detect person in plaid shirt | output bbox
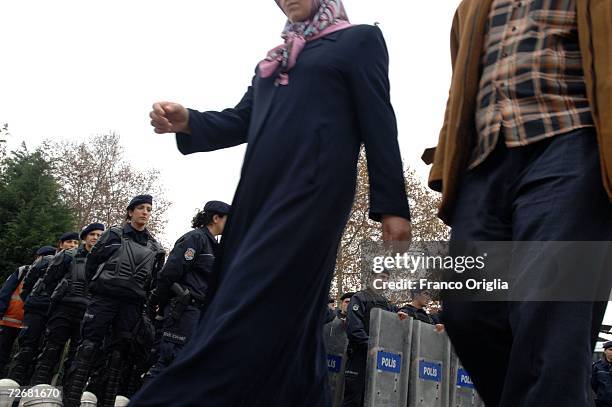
[426,0,612,406]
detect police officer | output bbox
[31,223,105,385]
[63,195,165,407]
[8,233,79,385]
[325,297,337,324]
[398,289,439,325]
[343,270,394,407]
[337,292,355,324]
[144,200,230,381]
[593,341,612,407]
[0,246,55,376]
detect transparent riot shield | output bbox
[323,318,349,407]
[449,351,484,407]
[364,308,412,407]
[409,320,451,407]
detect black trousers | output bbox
[33,303,85,384]
[81,294,143,345]
[444,129,612,407]
[0,325,21,373]
[9,306,48,383]
[342,348,367,407]
[145,304,201,380]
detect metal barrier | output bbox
[323,318,349,407]
[364,308,412,407]
[409,320,451,407]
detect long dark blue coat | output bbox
[131,24,410,407]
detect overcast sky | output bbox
[3,1,611,323]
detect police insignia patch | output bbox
[353,304,359,311]
[184,248,195,261]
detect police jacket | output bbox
[44,244,90,308]
[86,224,165,300]
[21,255,55,310]
[398,304,439,325]
[593,358,612,402]
[346,288,393,351]
[0,265,28,317]
[157,227,217,303]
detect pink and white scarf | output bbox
[259,0,352,86]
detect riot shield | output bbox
[323,318,349,407]
[449,351,484,407]
[364,308,412,407]
[409,320,451,407]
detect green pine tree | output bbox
[0,147,76,281]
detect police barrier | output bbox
[364,308,412,407]
[449,351,485,407]
[17,384,62,406]
[409,320,451,407]
[323,318,349,407]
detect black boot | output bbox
[31,342,63,385]
[63,340,98,407]
[7,346,35,385]
[101,350,123,407]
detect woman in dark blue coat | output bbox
[135,0,411,405]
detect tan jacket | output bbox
[427,0,612,225]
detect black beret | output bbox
[80,223,105,240]
[36,246,57,256]
[204,200,231,215]
[328,297,334,304]
[604,341,612,349]
[59,232,79,242]
[127,194,153,211]
[340,292,355,301]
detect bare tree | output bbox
[331,148,450,304]
[0,123,8,162]
[44,133,171,237]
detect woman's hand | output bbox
[150,102,190,134]
[381,215,412,243]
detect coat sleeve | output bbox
[347,26,411,222]
[159,233,202,285]
[43,251,71,294]
[346,295,369,348]
[428,8,461,192]
[0,270,19,317]
[591,362,599,393]
[20,260,46,301]
[175,75,255,154]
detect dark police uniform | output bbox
[144,226,218,380]
[398,304,439,325]
[343,288,393,407]
[63,222,164,407]
[31,243,91,385]
[8,252,56,385]
[593,347,612,407]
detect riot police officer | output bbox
[593,341,612,407]
[31,223,105,385]
[397,289,439,325]
[8,233,79,385]
[343,270,394,407]
[63,195,165,407]
[144,200,230,381]
[337,292,355,324]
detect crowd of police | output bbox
[0,194,231,407]
[2,192,611,407]
[324,271,441,407]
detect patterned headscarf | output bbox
[259,0,351,86]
